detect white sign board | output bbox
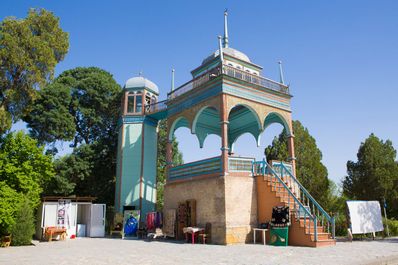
[346,200,384,234]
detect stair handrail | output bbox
[253,160,318,241]
[277,162,335,239]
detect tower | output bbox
[115,76,159,218]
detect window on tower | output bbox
[135,95,142,113]
[126,92,144,114]
[127,94,135,113]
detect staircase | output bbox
[253,160,336,247]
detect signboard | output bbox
[57,199,72,228]
[346,200,384,234]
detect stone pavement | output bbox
[0,237,397,265]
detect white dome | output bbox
[202,47,251,65]
[124,76,159,94]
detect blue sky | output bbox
[2,0,397,185]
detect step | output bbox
[304,225,325,234]
[313,239,336,247]
[308,232,332,241]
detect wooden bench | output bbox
[45,227,67,241]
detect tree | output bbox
[25,67,121,147]
[0,8,69,134]
[343,134,398,217]
[25,67,121,205]
[0,183,22,235]
[156,120,183,210]
[265,120,330,207]
[10,197,35,246]
[0,131,54,235]
[0,131,55,207]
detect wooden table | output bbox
[183,227,204,244]
[253,228,268,245]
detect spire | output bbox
[223,9,229,48]
[218,36,224,62]
[278,61,285,84]
[171,68,175,92]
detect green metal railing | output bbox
[253,159,335,241]
[273,162,335,239]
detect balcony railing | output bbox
[228,156,254,172]
[222,65,289,94]
[168,156,222,181]
[155,64,290,111]
[145,99,168,114]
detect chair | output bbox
[199,223,211,244]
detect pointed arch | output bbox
[263,112,291,136]
[168,116,191,141]
[228,104,262,149]
[192,106,221,148]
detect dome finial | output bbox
[223,9,229,48]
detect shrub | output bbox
[0,183,21,236]
[383,218,398,237]
[10,198,35,246]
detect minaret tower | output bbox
[115,75,159,217]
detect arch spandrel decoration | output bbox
[192,106,221,148]
[263,112,292,137]
[168,116,191,142]
[228,104,262,150]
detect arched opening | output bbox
[192,106,221,148]
[228,104,262,151]
[264,112,291,136]
[168,116,190,142]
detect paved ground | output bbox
[1,237,398,265]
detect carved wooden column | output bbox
[220,94,229,175]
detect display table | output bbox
[253,228,268,245]
[183,227,204,244]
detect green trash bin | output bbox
[269,227,289,246]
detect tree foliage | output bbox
[10,197,35,246]
[156,120,183,210]
[27,67,120,205]
[265,120,330,207]
[343,134,398,217]
[25,67,121,147]
[0,131,54,235]
[0,131,55,207]
[0,183,22,235]
[0,8,69,134]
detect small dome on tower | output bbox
[124,76,159,94]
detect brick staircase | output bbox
[255,161,336,247]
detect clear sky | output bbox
[2,0,397,185]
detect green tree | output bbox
[25,67,121,205]
[0,8,69,134]
[0,183,22,235]
[0,131,55,207]
[0,131,54,236]
[343,134,398,217]
[10,197,35,246]
[25,67,121,147]
[156,120,183,210]
[265,120,330,207]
